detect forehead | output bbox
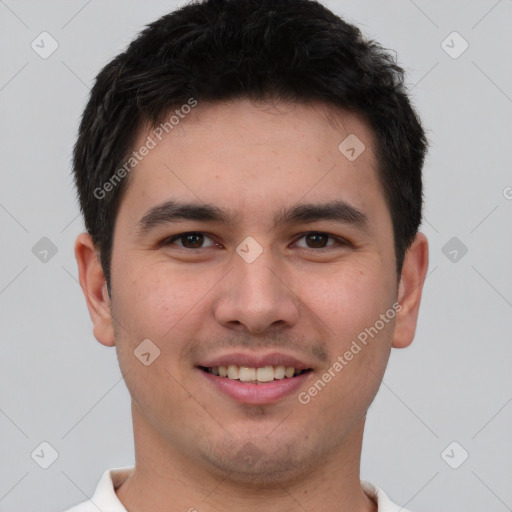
[118,99,387,229]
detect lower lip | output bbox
[199,369,311,404]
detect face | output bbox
[97,100,405,483]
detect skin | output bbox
[75,99,429,512]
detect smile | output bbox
[200,365,312,384]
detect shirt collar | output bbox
[88,468,410,512]
[89,466,134,511]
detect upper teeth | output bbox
[206,365,306,382]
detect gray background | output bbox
[0,0,511,511]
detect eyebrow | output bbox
[136,199,370,235]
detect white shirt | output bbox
[62,467,411,512]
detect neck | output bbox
[116,403,377,512]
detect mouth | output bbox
[196,354,315,404]
[199,365,312,384]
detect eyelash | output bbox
[162,231,350,250]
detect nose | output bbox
[213,248,300,334]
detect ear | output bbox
[392,232,429,349]
[74,232,116,347]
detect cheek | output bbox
[112,260,194,336]
[111,259,221,376]
[300,264,395,426]
[296,259,393,341]
[110,263,205,417]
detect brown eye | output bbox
[295,232,339,249]
[165,232,216,249]
[304,233,329,248]
[181,233,204,248]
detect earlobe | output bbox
[392,232,429,349]
[74,233,116,347]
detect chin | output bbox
[199,438,317,487]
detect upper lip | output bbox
[198,352,314,371]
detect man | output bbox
[66,0,429,510]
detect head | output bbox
[74,0,428,485]
[74,0,427,290]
